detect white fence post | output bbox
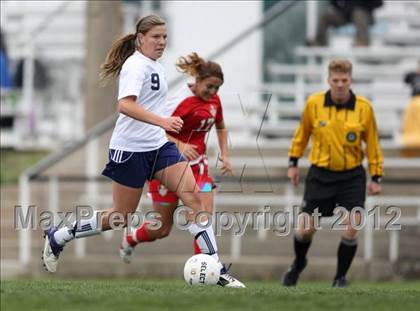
[231,234,242,261]
[306,1,318,43]
[48,177,59,225]
[87,138,99,201]
[75,138,100,258]
[389,230,399,264]
[18,175,31,268]
[22,41,35,138]
[285,183,295,227]
[296,74,305,110]
[364,197,374,263]
[257,205,268,241]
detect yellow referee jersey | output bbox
[289,90,383,177]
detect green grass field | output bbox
[0,149,49,185]
[1,279,420,311]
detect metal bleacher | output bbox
[0,1,86,149]
[246,0,420,150]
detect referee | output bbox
[282,59,383,287]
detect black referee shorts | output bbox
[301,165,366,217]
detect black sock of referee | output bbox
[293,234,312,271]
[335,237,358,279]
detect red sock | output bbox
[124,222,153,247]
[133,222,153,243]
[126,234,137,247]
[193,239,201,254]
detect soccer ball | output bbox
[183,254,221,286]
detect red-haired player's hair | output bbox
[176,52,224,82]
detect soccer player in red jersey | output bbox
[119,52,244,288]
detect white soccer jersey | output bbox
[162,83,194,117]
[109,51,169,152]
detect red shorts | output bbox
[148,155,214,204]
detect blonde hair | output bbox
[176,52,224,82]
[100,14,166,81]
[328,59,353,76]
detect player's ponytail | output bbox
[100,14,166,82]
[177,52,224,82]
[100,33,136,82]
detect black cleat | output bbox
[282,259,307,287]
[332,276,348,288]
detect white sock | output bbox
[188,223,221,267]
[53,226,75,246]
[53,211,102,246]
[121,235,131,249]
[73,211,102,238]
[210,253,222,268]
[121,227,134,249]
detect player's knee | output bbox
[297,219,316,239]
[297,227,315,240]
[342,227,358,240]
[343,214,361,240]
[180,193,202,211]
[155,225,172,239]
[301,230,315,240]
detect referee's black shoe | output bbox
[332,276,348,288]
[282,259,307,287]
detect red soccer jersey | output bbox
[168,85,223,155]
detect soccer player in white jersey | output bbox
[118,53,245,288]
[42,15,243,288]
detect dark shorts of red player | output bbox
[148,155,215,204]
